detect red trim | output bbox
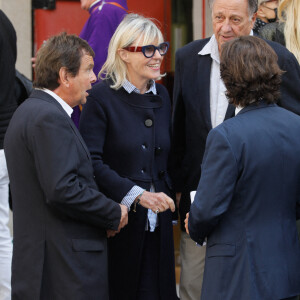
[107,2,128,12]
[202,0,206,38]
[124,46,143,53]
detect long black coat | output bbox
[169,37,300,231]
[4,90,121,300]
[79,80,178,300]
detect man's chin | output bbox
[80,98,87,105]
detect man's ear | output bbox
[118,49,130,63]
[251,12,258,27]
[58,67,70,88]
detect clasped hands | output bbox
[107,191,175,238]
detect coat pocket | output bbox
[72,239,104,252]
[207,243,236,258]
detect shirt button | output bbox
[145,119,153,127]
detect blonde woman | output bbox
[259,0,300,63]
[79,14,178,300]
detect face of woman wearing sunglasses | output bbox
[119,39,169,94]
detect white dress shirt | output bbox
[41,88,73,117]
[199,35,227,129]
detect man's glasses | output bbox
[123,42,169,58]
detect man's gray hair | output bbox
[208,0,258,16]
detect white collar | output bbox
[90,0,102,9]
[198,30,254,63]
[40,88,73,117]
[198,35,220,63]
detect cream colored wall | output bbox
[193,0,213,40]
[0,0,32,79]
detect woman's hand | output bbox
[138,191,175,214]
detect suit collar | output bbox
[237,101,277,115]
[29,89,92,161]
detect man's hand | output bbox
[138,191,175,214]
[176,192,182,209]
[118,204,128,231]
[184,212,190,235]
[107,229,117,238]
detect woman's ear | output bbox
[257,7,266,19]
[118,48,130,63]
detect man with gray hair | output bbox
[169,0,300,299]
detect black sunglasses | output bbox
[123,42,169,58]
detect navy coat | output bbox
[79,80,178,300]
[189,102,300,300]
[169,37,300,231]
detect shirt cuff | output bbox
[121,185,145,210]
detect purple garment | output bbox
[72,0,128,127]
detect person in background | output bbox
[186,35,300,300]
[253,0,278,34]
[72,0,128,126]
[79,14,178,300]
[4,32,127,300]
[259,0,300,62]
[169,0,300,299]
[0,9,17,300]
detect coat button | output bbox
[142,144,147,149]
[155,147,162,155]
[141,169,145,174]
[144,119,153,127]
[158,170,165,178]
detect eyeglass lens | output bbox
[143,43,168,58]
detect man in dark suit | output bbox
[186,36,300,300]
[4,32,128,300]
[169,0,300,298]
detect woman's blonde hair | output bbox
[99,13,165,90]
[278,0,300,63]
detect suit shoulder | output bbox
[176,38,210,58]
[264,39,295,59]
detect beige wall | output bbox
[0,0,32,79]
[193,0,213,40]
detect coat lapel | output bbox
[30,90,92,161]
[224,103,235,120]
[197,54,213,131]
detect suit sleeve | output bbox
[277,47,300,115]
[168,49,186,192]
[188,128,238,244]
[79,95,136,203]
[30,111,121,231]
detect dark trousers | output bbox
[136,228,161,300]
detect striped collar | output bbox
[122,79,157,95]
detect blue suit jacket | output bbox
[189,102,300,300]
[169,37,300,231]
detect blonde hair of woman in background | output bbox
[278,0,300,63]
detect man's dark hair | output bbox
[33,32,95,90]
[208,0,258,16]
[220,36,284,106]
